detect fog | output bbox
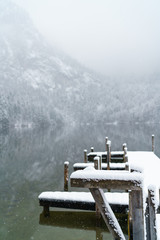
[13,0,160,76]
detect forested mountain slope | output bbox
[0,0,160,131]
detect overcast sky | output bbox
[14,0,160,76]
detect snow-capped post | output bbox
[94,156,101,171]
[107,141,111,170]
[84,149,87,163]
[123,143,127,162]
[123,143,127,151]
[91,147,94,152]
[124,147,128,164]
[152,135,155,152]
[64,161,69,191]
[105,136,108,151]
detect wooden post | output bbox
[90,188,125,240]
[123,144,127,162]
[94,157,101,220]
[107,141,111,170]
[84,149,87,163]
[105,137,108,151]
[145,196,150,240]
[94,156,101,170]
[152,135,155,152]
[64,161,69,191]
[124,152,128,163]
[147,188,157,240]
[129,189,144,240]
[123,143,127,151]
[125,162,129,171]
[91,147,94,152]
[43,205,50,217]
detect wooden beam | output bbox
[71,178,141,191]
[70,171,142,191]
[90,188,125,240]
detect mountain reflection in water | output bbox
[0,123,159,240]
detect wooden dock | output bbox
[38,135,160,240]
[39,191,128,213]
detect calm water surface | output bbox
[0,123,160,240]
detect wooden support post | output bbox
[125,162,129,171]
[145,196,150,240]
[91,147,94,152]
[123,143,127,151]
[107,141,111,170]
[152,135,155,152]
[84,149,87,163]
[105,136,108,151]
[64,161,69,191]
[94,156,101,170]
[129,189,144,240]
[123,145,127,162]
[147,188,157,240]
[90,188,125,240]
[124,152,128,163]
[43,205,50,217]
[94,157,101,220]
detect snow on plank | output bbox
[70,168,143,190]
[73,162,126,171]
[39,191,129,212]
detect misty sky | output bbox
[14,0,160,76]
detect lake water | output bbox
[0,123,160,240]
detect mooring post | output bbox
[91,147,94,152]
[152,135,155,152]
[64,161,69,191]
[125,161,129,171]
[105,136,108,151]
[94,156,101,171]
[124,153,128,164]
[123,143,127,162]
[84,149,87,163]
[107,141,111,170]
[129,189,144,240]
[123,143,127,151]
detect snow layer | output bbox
[73,162,126,169]
[70,169,143,183]
[38,191,129,205]
[128,151,160,208]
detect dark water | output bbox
[0,123,160,240]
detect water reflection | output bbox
[0,123,159,240]
[39,210,127,240]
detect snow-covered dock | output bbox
[39,191,128,213]
[38,135,160,239]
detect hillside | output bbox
[0,0,160,132]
